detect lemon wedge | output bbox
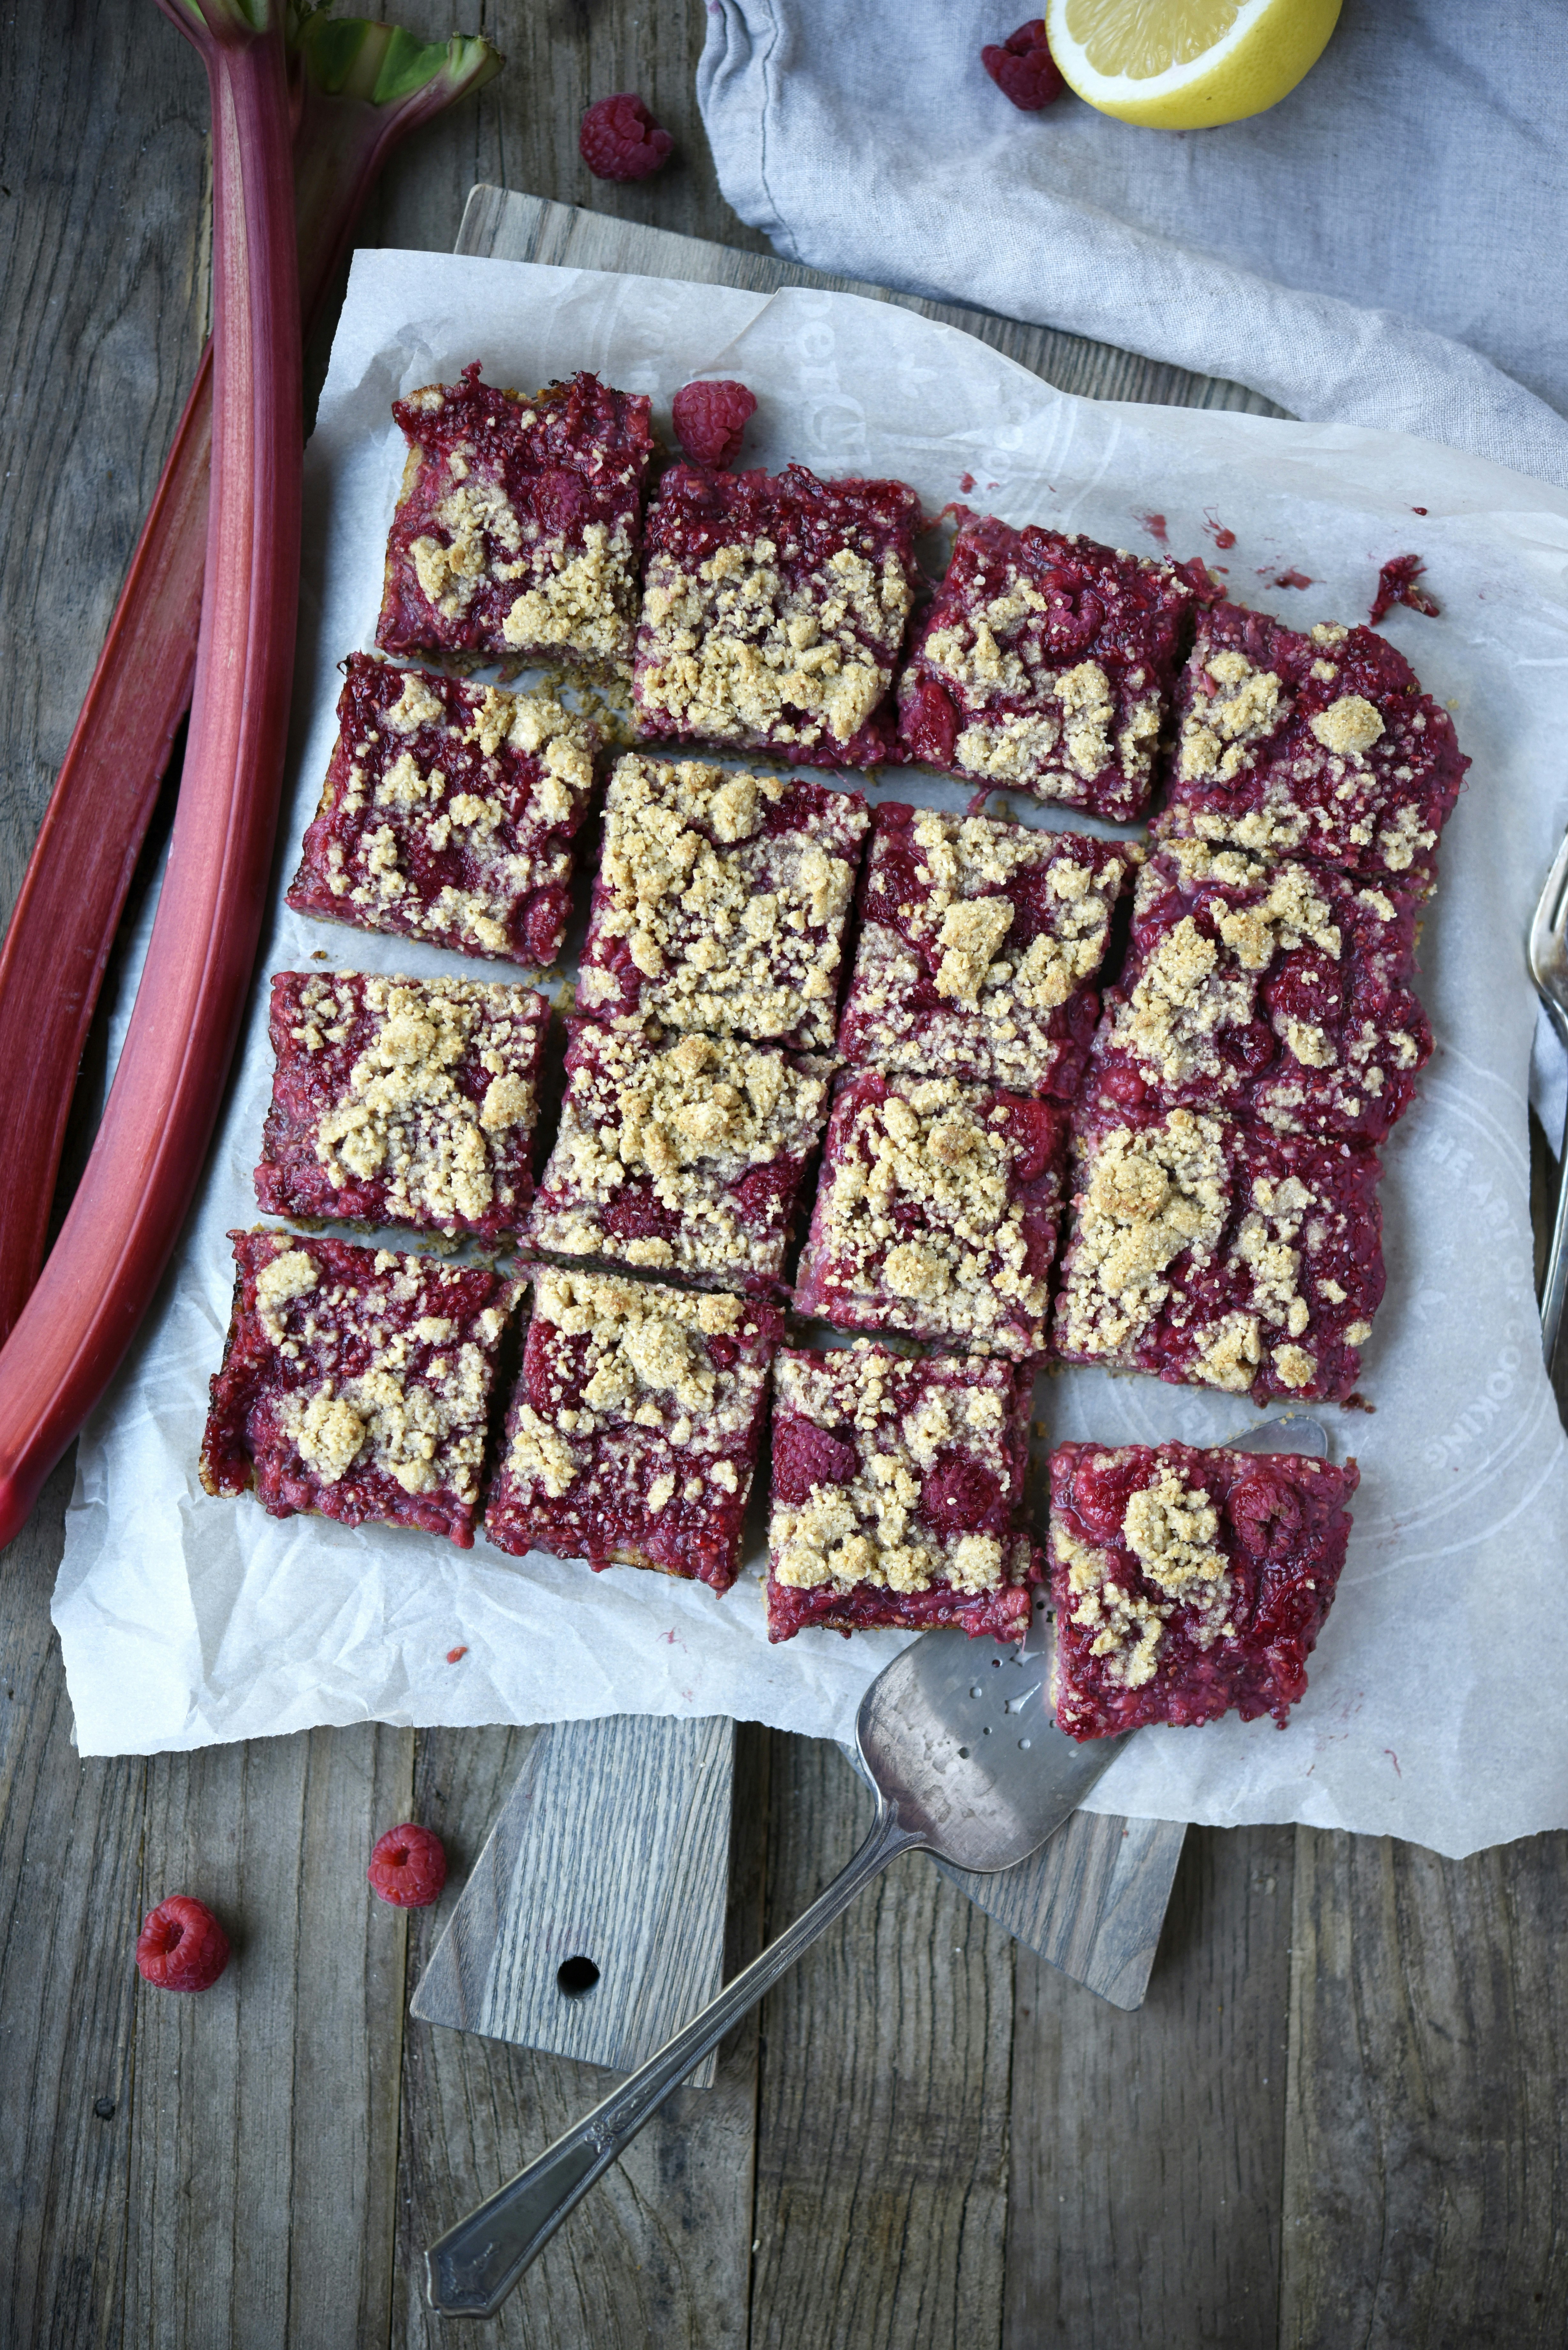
[1044,0,1341,129]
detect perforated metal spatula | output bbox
[424,1620,1121,2315]
[426,1409,1329,2318]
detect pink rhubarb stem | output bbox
[0,21,500,1346]
[0,0,301,1548]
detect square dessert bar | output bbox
[793,1071,1068,1357]
[525,1022,831,1290]
[1048,1439,1358,1736]
[1052,1104,1384,1406]
[200,1229,520,1547]
[576,754,869,1051]
[1156,603,1468,891]
[896,514,1197,820]
[1087,840,1430,1143]
[767,1344,1037,1642]
[837,801,1135,1099]
[633,460,924,766]
[485,1266,782,1591]
[255,972,547,1243]
[286,656,593,969]
[375,364,655,673]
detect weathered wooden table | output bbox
[2,6,1565,2343]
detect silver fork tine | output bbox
[1527,828,1568,1371]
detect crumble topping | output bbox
[275,974,540,1232]
[770,1349,1021,1597]
[1178,648,1285,783]
[638,535,912,748]
[797,1075,1061,1353]
[1307,694,1385,760]
[527,1024,830,1282]
[577,755,867,1049]
[1056,1111,1229,1361]
[498,520,638,668]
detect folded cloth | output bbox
[698,0,1568,1138]
[698,0,1568,478]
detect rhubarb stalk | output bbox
[0,0,300,1548]
[0,14,500,1346]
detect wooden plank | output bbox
[1004,1824,1295,2350]
[411,1715,735,2086]
[937,1811,1187,2011]
[1281,1825,1568,2347]
[456,184,1281,420]
[122,1723,413,2349]
[748,1733,1012,2350]
[392,1721,767,2349]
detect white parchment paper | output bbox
[54,247,1568,1856]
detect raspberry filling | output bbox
[376,365,654,669]
[633,461,924,768]
[485,1268,781,1592]
[1049,1440,1358,1737]
[897,513,1196,820]
[1157,603,1467,892]
[1086,841,1430,1144]
[767,1346,1038,1642]
[285,655,593,971]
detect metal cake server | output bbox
[425,1410,1329,2317]
[1528,825,1568,1374]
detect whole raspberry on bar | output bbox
[982,20,1065,110]
[672,379,757,469]
[136,1895,230,1993]
[579,93,674,182]
[368,1823,448,1908]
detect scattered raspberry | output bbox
[367,1822,448,1908]
[982,22,1065,111]
[579,94,674,183]
[771,1414,859,1506]
[445,1645,468,1664]
[671,379,757,469]
[136,1895,230,1993]
[1370,553,1440,624]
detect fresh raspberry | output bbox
[982,21,1066,110]
[367,1822,448,1908]
[579,94,674,183]
[135,1894,230,1993]
[771,1413,858,1505]
[671,379,758,469]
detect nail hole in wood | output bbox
[556,1954,601,1997]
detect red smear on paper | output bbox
[1273,568,1314,590]
[445,1645,468,1664]
[1202,510,1236,550]
[1136,510,1169,544]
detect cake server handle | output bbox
[424,1799,921,2318]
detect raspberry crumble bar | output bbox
[200,1229,521,1546]
[896,515,1197,820]
[525,1022,831,1289]
[286,656,593,968]
[1048,1440,1358,1735]
[793,1072,1068,1357]
[576,754,869,1050]
[767,1343,1037,1641]
[1052,1105,1384,1405]
[485,1266,781,1590]
[1086,841,1430,1143]
[1156,604,1468,891]
[632,460,924,765]
[375,365,655,673]
[255,972,547,1243]
[837,801,1135,1098]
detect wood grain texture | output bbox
[123,1724,412,2350]
[411,1714,735,2085]
[1282,1826,1568,2349]
[1005,1823,1296,2350]
[937,1809,1187,2011]
[750,1734,1013,2350]
[392,1722,765,2350]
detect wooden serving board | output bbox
[409,187,1187,2078]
